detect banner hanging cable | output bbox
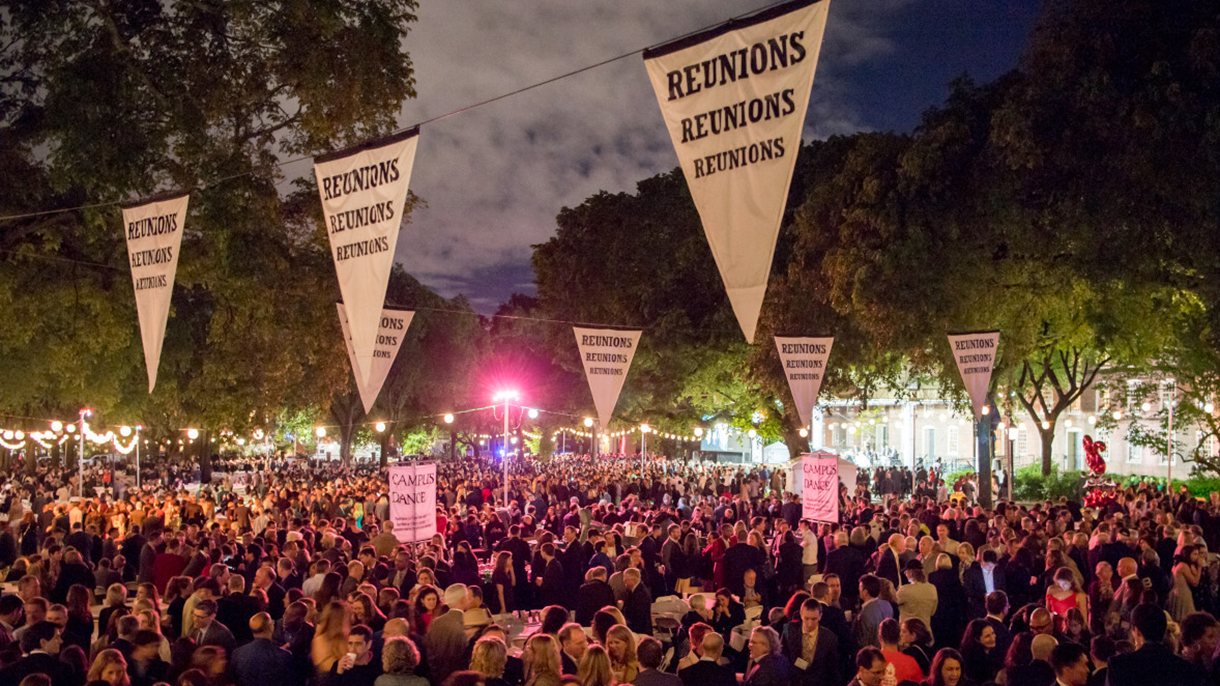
[0,0,801,225]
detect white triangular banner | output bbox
[643,0,830,342]
[121,192,189,393]
[315,128,419,385]
[337,303,414,414]
[573,327,642,429]
[775,336,833,429]
[947,331,1000,421]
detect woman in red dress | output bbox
[1045,566,1088,631]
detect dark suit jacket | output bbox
[679,660,736,686]
[1105,643,1205,686]
[562,650,579,676]
[1006,660,1055,686]
[781,623,840,686]
[231,638,293,686]
[624,583,654,636]
[874,549,905,588]
[723,543,765,596]
[745,653,794,686]
[962,564,1007,618]
[576,579,616,626]
[0,652,73,686]
[635,668,683,686]
[983,615,1013,658]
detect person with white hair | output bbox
[424,584,469,684]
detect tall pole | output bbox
[78,410,86,498]
[135,428,141,490]
[1167,380,1176,491]
[503,397,510,508]
[641,426,647,473]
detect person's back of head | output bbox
[1031,634,1058,662]
[1090,636,1116,664]
[443,670,486,686]
[702,632,725,661]
[1050,642,1088,677]
[637,637,663,670]
[117,614,140,640]
[985,591,1008,617]
[879,618,900,647]
[1130,603,1167,645]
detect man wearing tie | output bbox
[782,598,840,686]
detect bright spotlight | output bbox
[747,428,757,438]
[236,438,246,446]
[315,427,326,438]
[640,424,650,433]
[693,427,704,438]
[1141,402,1151,413]
[187,428,199,440]
[981,406,990,415]
[120,426,132,437]
[50,421,63,432]
[1041,421,1050,430]
[65,424,76,433]
[1087,416,1097,425]
[528,409,539,419]
[375,422,386,433]
[443,413,454,424]
[1113,410,1123,420]
[584,418,594,428]
[798,428,809,438]
[1207,403,1216,414]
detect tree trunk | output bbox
[379,429,390,468]
[1040,426,1055,476]
[200,430,212,484]
[977,413,993,509]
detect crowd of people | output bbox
[0,451,1216,686]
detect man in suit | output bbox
[874,535,909,589]
[1112,558,1145,624]
[723,536,764,597]
[825,533,865,609]
[576,567,616,627]
[854,574,893,649]
[232,613,292,686]
[138,530,161,585]
[847,647,887,686]
[781,598,840,686]
[128,630,170,686]
[536,543,568,609]
[678,632,735,686]
[559,623,587,676]
[253,565,288,620]
[190,599,236,654]
[661,524,682,593]
[983,591,1014,658]
[0,595,20,650]
[623,568,654,636]
[1105,603,1205,686]
[0,621,72,686]
[1051,642,1092,686]
[636,636,682,686]
[744,626,793,686]
[426,584,469,686]
[963,549,1007,619]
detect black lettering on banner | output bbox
[953,338,996,351]
[376,335,399,346]
[580,335,634,348]
[334,236,391,262]
[679,88,798,143]
[126,213,179,241]
[664,31,808,101]
[381,317,405,330]
[693,136,785,179]
[321,159,401,201]
[781,343,827,354]
[129,246,175,268]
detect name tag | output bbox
[795,659,810,671]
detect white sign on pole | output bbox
[947,331,1001,421]
[337,303,414,414]
[643,0,830,342]
[573,327,643,429]
[314,128,419,385]
[775,336,833,429]
[801,451,838,523]
[121,192,189,393]
[388,462,437,543]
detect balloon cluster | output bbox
[1082,434,1117,508]
[1083,435,1107,475]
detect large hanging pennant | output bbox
[643,0,830,343]
[775,336,833,429]
[314,127,419,385]
[121,192,189,393]
[337,303,414,414]
[573,327,642,429]
[947,331,1001,421]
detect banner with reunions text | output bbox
[121,192,189,393]
[775,336,833,429]
[643,0,830,342]
[573,327,642,429]
[315,128,419,386]
[947,331,1000,421]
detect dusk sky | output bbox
[322,0,1043,313]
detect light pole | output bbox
[1167,379,1177,491]
[748,428,758,463]
[496,392,518,507]
[640,424,649,472]
[78,408,91,498]
[585,417,595,456]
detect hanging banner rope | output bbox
[947,330,1000,421]
[121,192,189,393]
[573,327,642,429]
[314,127,419,386]
[774,336,833,429]
[643,0,830,343]
[337,303,414,414]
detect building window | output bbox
[1127,441,1142,464]
[1018,428,1028,458]
[947,426,960,456]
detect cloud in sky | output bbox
[376,0,979,312]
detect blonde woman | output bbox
[98,583,128,638]
[88,649,131,686]
[312,600,352,675]
[470,636,509,685]
[956,543,975,584]
[524,633,563,686]
[605,625,639,684]
[136,608,172,661]
[577,644,616,686]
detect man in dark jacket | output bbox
[537,543,567,609]
[232,613,293,686]
[744,626,793,686]
[679,632,736,686]
[622,568,653,636]
[0,622,72,686]
[1105,603,1205,686]
[575,568,616,626]
[962,549,1007,619]
[824,532,865,610]
[723,538,764,597]
[781,598,840,686]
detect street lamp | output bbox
[187,428,199,440]
[51,421,63,433]
[748,428,758,463]
[495,391,519,506]
[315,427,326,438]
[640,424,650,470]
[443,413,454,424]
[527,408,539,420]
[375,422,386,433]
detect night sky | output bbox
[318,0,1043,312]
